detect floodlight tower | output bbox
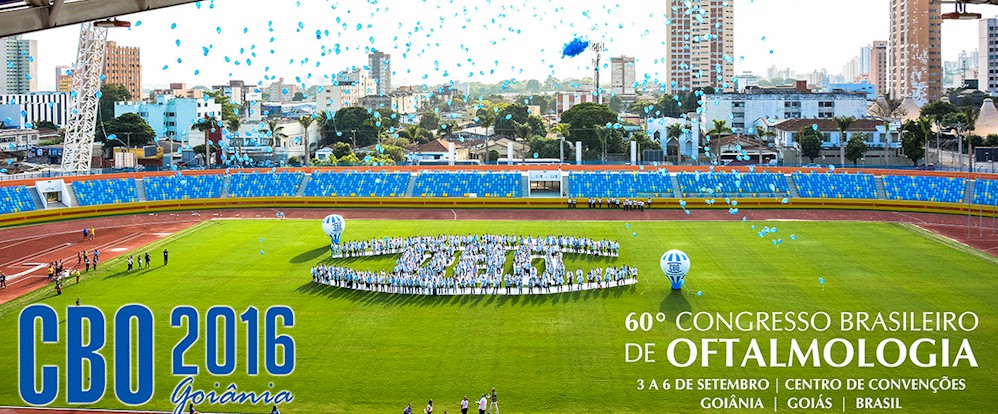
[591,41,604,105]
[61,19,129,173]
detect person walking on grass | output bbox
[488,387,498,414]
[145,252,151,268]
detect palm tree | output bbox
[869,96,907,166]
[191,115,223,166]
[667,123,683,163]
[833,116,856,166]
[705,120,732,163]
[398,124,432,144]
[298,115,317,165]
[263,119,288,165]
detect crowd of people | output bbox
[578,197,650,210]
[312,234,636,296]
[404,388,499,414]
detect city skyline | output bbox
[5,0,995,94]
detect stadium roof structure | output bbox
[0,0,200,37]
[975,98,998,137]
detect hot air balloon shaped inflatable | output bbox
[660,249,691,290]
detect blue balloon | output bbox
[625,223,630,228]
[260,250,265,255]
[791,234,797,241]
[632,232,637,237]
[259,238,264,243]
[697,291,703,296]
[562,37,590,58]
[819,277,825,285]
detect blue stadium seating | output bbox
[676,172,788,197]
[144,175,225,201]
[793,172,878,199]
[72,178,138,206]
[304,171,410,197]
[228,172,304,198]
[883,175,966,203]
[973,179,998,206]
[568,171,673,198]
[0,185,36,214]
[413,172,522,197]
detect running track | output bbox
[0,207,996,413]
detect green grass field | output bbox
[1,219,996,413]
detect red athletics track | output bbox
[0,207,996,414]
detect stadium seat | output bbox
[71,178,138,206]
[303,171,409,197]
[228,172,305,198]
[567,171,673,198]
[973,179,998,206]
[882,175,966,204]
[0,185,36,214]
[144,174,225,201]
[676,171,787,197]
[792,172,878,199]
[413,172,522,198]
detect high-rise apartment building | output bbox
[368,51,391,95]
[610,56,636,96]
[981,18,998,94]
[666,0,734,93]
[0,35,38,94]
[103,41,142,100]
[888,0,942,105]
[55,65,72,92]
[870,41,888,98]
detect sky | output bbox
[16,0,995,92]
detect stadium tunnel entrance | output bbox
[527,170,564,197]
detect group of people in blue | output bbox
[312,234,635,296]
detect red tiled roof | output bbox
[772,118,883,132]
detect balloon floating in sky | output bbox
[562,37,590,58]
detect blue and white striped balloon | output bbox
[321,214,345,245]
[660,250,691,290]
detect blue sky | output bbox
[17,0,994,91]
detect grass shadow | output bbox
[290,246,330,264]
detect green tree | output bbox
[559,102,618,159]
[331,142,352,158]
[418,111,440,130]
[832,116,855,166]
[494,103,531,138]
[325,107,380,148]
[845,133,869,165]
[607,95,624,113]
[98,84,132,123]
[203,90,238,124]
[292,92,305,102]
[920,100,959,123]
[262,119,288,148]
[436,121,459,138]
[986,134,998,147]
[34,120,58,130]
[798,126,823,163]
[398,124,434,144]
[527,115,547,137]
[97,113,156,157]
[900,124,926,166]
[512,121,532,140]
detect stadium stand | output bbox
[72,178,138,206]
[973,179,998,206]
[676,171,788,197]
[412,172,522,197]
[792,172,878,199]
[883,175,966,203]
[144,174,225,201]
[568,171,673,198]
[228,172,305,198]
[0,185,36,214]
[303,171,410,197]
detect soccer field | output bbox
[1,219,996,413]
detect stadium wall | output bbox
[0,196,994,228]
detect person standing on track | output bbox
[0,271,6,289]
[83,227,88,241]
[92,249,99,269]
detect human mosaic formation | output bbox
[311,235,637,295]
